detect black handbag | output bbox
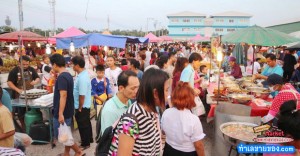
[95,113,138,156]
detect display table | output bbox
[207,83,270,119]
[11,99,53,145]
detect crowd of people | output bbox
[0,42,300,155]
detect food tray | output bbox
[20,89,48,99]
[252,99,272,107]
[220,122,259,143]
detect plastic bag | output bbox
[14,132,33,147]
[191,96,206,116]
[58,123,74,146]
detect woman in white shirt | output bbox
[162,81,205,156]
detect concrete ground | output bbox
[25,117,214,156]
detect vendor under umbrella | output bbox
[7,55,40,131]
[228,56,242,79]
[253,53,283,80]
[261,74,300,123]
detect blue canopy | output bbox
[113,35,149,43]
[56,33,148,49]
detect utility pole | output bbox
[146,17,154,36]
[107,15,110,31]
[153,20,158,36]
[159,22,162,36]
[18,0,23,31]
[48,0,56,36]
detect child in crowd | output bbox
[199,65,208,80]
[120,59,129,71]
[91,65,112,115]
[0,87,15,148]
[41,55,52,91]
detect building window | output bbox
[183,19,190,22]
[182,28,190,32]
[171,19,179,23]
[215,28,223,32]
[229,19,234,23]
[216,19,224,22]
[194,28,201,31]
[227,28,235,32]
[240,19,248,23]
[194,19,201,22]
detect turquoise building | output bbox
[167,11,252,40]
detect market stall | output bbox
[159,35,173,42]
[0,31,47,42]
[206,78,271,119]
[189,34,210,42]
[11,93,53,145]
[56,33,148,49]
[144,32,162,43]
[47,26,86,44]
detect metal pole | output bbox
[217,35,223,105]
[209,38,212,83]
[18,0,24,31]
[146,18,149,36]
[252,45,255,74]
[18,35,28,110]
[217,61,221,105]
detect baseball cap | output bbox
[262,74,284,86]
[228,57,236,62]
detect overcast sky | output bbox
[1,0,300,31]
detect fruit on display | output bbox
[0,56,43,73]
[0,58,18,73]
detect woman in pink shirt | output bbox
[264,100,300,156]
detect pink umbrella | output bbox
[144,33,162,43]
[48,26,86,44]
[190,34,210,42]
[159,35,173,42]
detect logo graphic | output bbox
[253,124,294,143]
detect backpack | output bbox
[95,112,139,156]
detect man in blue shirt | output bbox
[50,54,83,156]
[254,53,283,80]
[180,53,202,95]
[1,88,12,112]
[71,56,93,149]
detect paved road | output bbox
[26,117,214,156]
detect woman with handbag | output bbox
[108,68,169,156]
[161,82,205,156]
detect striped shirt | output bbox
[109,103,161,156]
[0,147,25,156]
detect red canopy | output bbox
[144,33,162,43]
[159,35,173,42]
[0,31,47,41]
[190,34,210,42]
[48,27,86,44]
